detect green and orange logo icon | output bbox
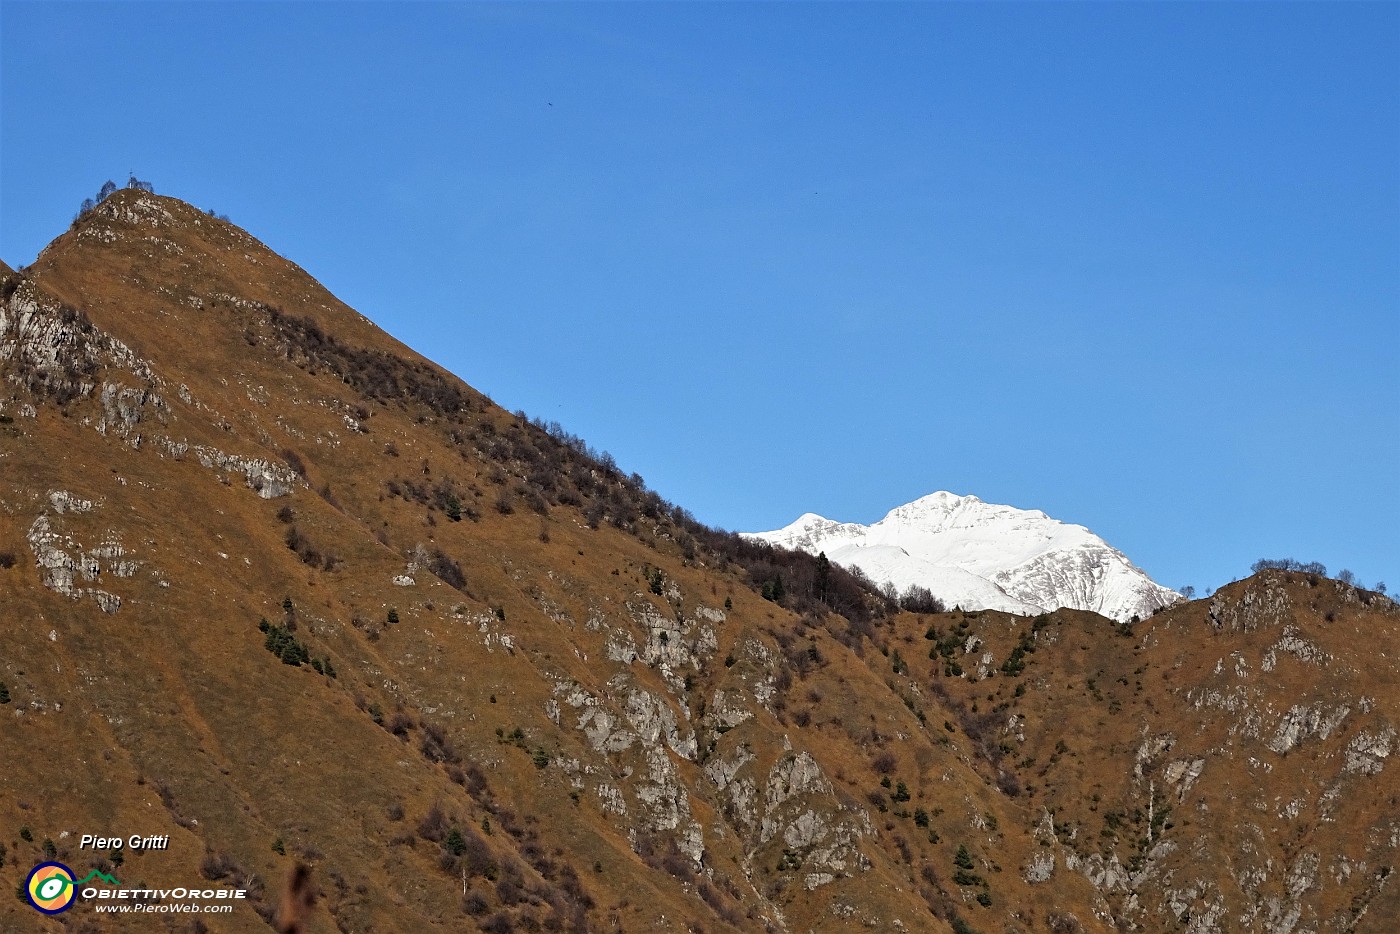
[24,862,120,914]
[25,862,77,914]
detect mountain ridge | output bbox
[0,188,1395,933]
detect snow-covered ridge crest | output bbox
[745,491,1178,622]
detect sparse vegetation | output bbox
[426,547,467,590]
[284,525,340,570]
[1251,557,1328,576]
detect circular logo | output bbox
[26,862,77,914]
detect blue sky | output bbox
[3,2,1397,594]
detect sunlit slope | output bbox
[0,190,1394,933]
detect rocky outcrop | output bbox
[25,493,139,613]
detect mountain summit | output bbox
[747,492,1179,621]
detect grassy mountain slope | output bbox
[0,190,1395,933]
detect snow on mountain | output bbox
[745,492,1178,622]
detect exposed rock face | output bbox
[190,444,299,498]
[24,494,139,613]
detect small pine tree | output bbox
[0,682,10,704]
[19,826,32,842]
[444,828,466,856]
[282,596,295,616]
[287,641,309,666]
[271,837,285,856]
[955,845,974,871]
[387,608,399,625]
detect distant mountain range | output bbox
[747,491,1179,622]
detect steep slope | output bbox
[749,492,1180,622]
[0,190,1394,934]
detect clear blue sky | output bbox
[3,2,1397,594]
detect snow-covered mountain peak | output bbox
[746,492,1178,622]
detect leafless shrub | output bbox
[417,805,448,843]
[199,851,238,881]
[496,875,526,905]
[427,548,467,590]
[480,913,515,934]
[698,881,742,925]
[420,721,460,764]
[462,763,490,797]
[281,448,307,478]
